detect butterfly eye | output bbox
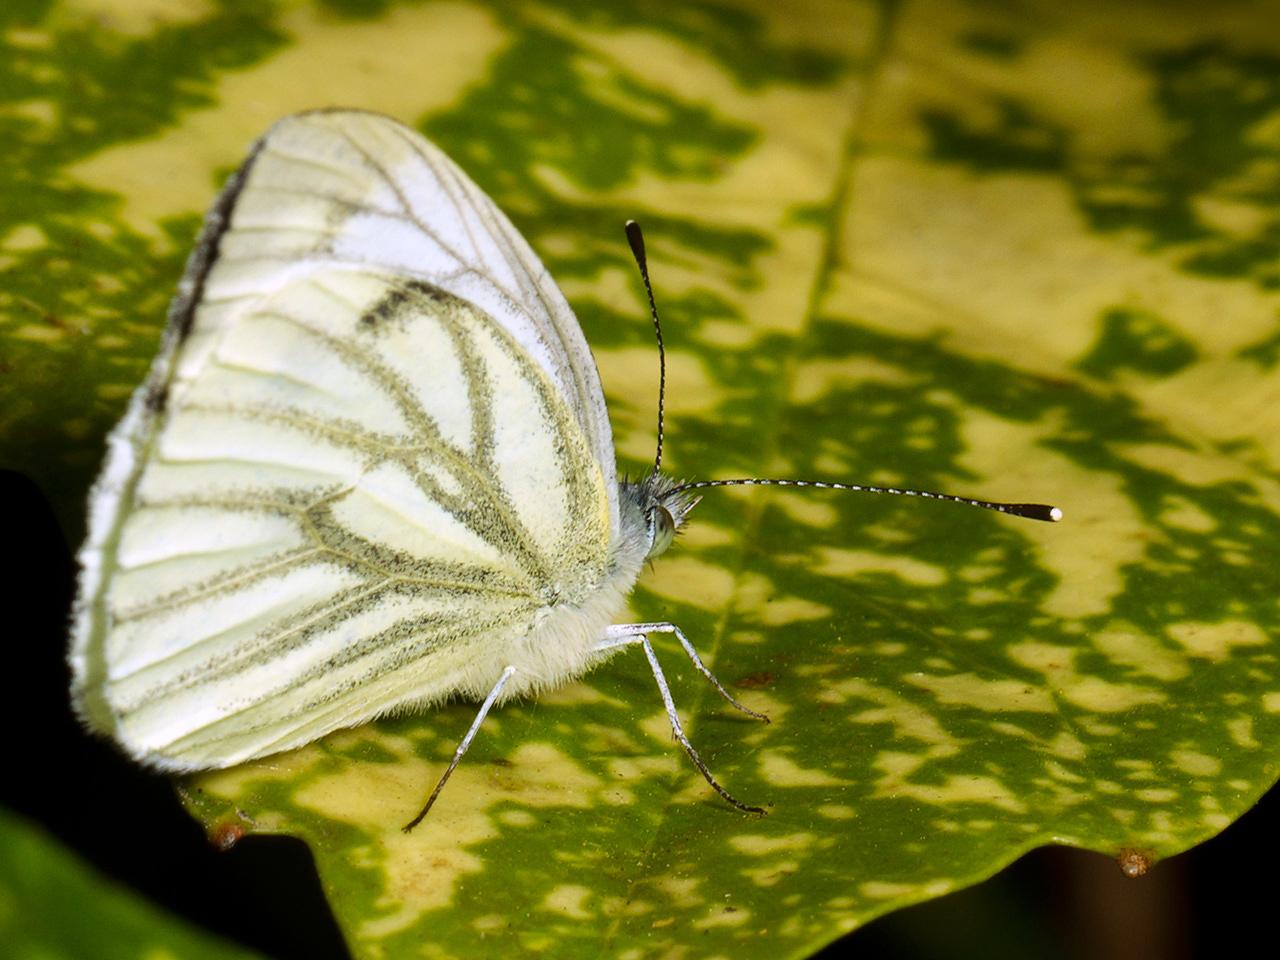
[646,504,676,559]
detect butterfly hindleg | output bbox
[403,664,517,833]
[593,627,764,814]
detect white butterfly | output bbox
[70,110,1058,830]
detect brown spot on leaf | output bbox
[734,671,775,690]
[209,820,246,852]
[1117,847,1153,877]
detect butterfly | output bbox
[69,110,1059,831]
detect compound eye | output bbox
[646,504,675,559]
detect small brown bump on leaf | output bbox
[1117,848,1153,877]
[734,671,774,690]
[209,820,246,852]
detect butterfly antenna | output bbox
[668,477,1062,523]
[626,220,666,475]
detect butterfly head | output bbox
[621,473,700,561]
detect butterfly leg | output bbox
[402,664,517,833]
[607,622,769,723]
[593,630,764,815]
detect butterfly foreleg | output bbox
[593,627,764,815]
[402,664,517,833]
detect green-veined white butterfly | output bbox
[69,110,1059,831]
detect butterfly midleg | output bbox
[592,629,764,815]
[402,664,517,833]
[606,622,769,722]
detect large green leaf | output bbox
[4,0,1279,957]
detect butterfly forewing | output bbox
[71,113,618,770]
[202,110,618,523]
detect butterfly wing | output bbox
[181,109,619,517]
[71,112,617,769]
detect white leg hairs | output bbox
[594,623,766,814]
[403,623,769,831]
[403,664,517,832]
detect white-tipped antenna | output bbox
[671,478,1062,523]
[625,220,666,475]
[627,221,1062,526]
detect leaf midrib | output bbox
[602,7,901,951]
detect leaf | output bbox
[0,808,264,960]
[4,1,1279,959]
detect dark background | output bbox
[5,467,1271,960]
